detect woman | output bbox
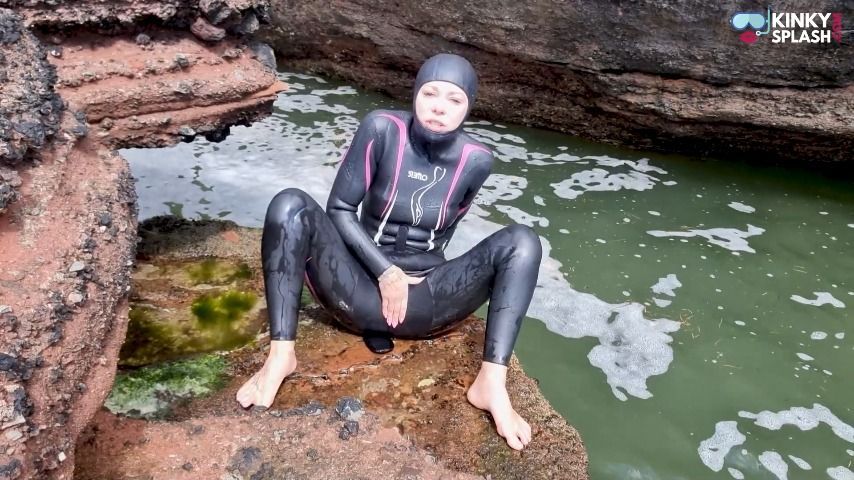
[236,53,541,450]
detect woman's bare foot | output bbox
[466,362,532,450]
[236,340,298,410]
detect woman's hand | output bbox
[378,265,425,328]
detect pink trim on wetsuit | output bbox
[439,143,489,229]
[377,113,407,218]
[304,257,320,303]
[365,139,374,193]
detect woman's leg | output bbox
[425,223,542,449]
[237,187,383,409]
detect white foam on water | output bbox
[828,466,854,480]
[728,202,756,213]
[788,455,811,470]
[836,332,846,339]
[790,292,846,308]
[727,467,744,479]
[847,449,854,456]
[758,451,788,480]
[698,421,746,472]
[495,205,549,228]
[559,228,570,234]
[796,352,815,361]
[738,404,854,442]
[310,86,357,96]
[476,174,527,205]
[651,274,681,297]
[848,224,854,228]
[646,225,765,253]
[449,208,680,401]
[653,298,672,308]
[533,195,546,206]
[735,321,746,326]
[551,168,660,200]
[811,331,828,340]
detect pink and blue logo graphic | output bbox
[730,8,770,43]
[730,7,842,44]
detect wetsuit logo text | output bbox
[407,170,428,181]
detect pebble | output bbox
[58,451,66,462]
[68,261,85,273]
[4,429,22,442]
[135,33,151,46]
[417,378,435,388]
[335,396,363,422]
[0,305,11,315]
[67,292,84,305]
[338,420,359,440]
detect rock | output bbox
[174,53,190,69]
[305,448,319,461]
[68,261,86,273]
[248,41,276,71]
[191,17,227,43]
[67,293,84,305]
[57,451,66,462]
[200,0,234,25]
[235,12,259,35]
[335,396,363,422]
[0,306,11,315]
[3,429,23,442]
[173,81,194,96]
[178,126,196,137]
[282,400,324,417]
[182,462,193,471]
[222,48,242,60]
[338,420,359,440]
[135,33,151,46]
[416,378,435,388]
[48,46,62,58]
[229,446,262,475]
[98,212,112,226]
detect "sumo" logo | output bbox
[407,170,428,181]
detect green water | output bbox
[123,72,854,479]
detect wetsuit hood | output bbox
[410,53,478,156]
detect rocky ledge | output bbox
[73,217,589,480]
[0,2,283,478]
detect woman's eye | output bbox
[424,91,435,96]
[451,98,462,105]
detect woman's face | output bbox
[414,81,469,133]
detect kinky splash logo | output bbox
[731,7,842,44]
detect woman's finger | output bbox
[399,291,408,325]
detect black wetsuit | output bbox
[260,54,541,365]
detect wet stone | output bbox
[282,400,324,417]
[338,420,359,440]
[305,448,319,461]
[182,462,193,471]
[229,446,262,475]
[135,33,151,46]
[335,396,363,421]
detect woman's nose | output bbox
[431,102,444,115]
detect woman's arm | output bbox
[439,152,493,251]
[326,112,394,278]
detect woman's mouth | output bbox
[424,119,445,130]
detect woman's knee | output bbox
[499,224,542,265]
[266,188,314,224]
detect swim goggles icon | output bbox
[730,8,772,36]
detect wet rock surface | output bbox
[259,0,853,166]
[75,219,589,479]
[0,8,68,213]
[0,3,284,478]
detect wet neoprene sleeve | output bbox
[326,113,393,278]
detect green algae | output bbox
[191,290,257,329]
[105,354,227,418]
[186,258,254,285]
[119,306,181,367]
